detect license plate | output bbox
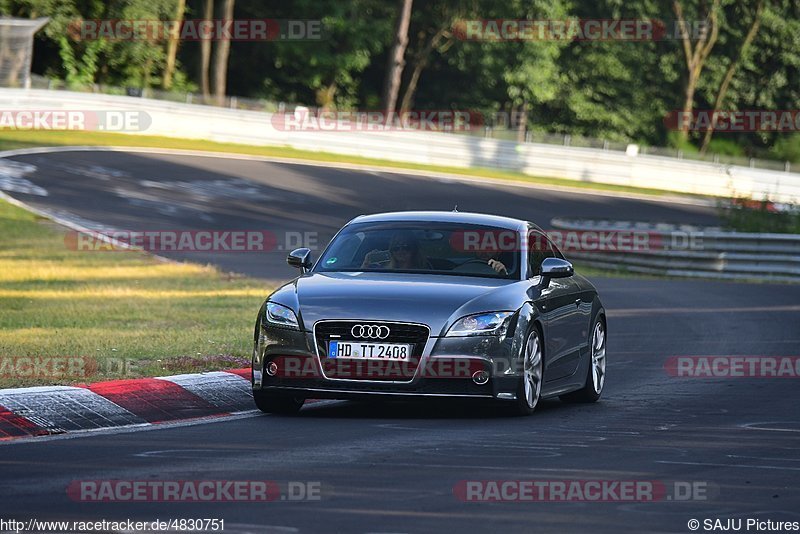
[328,341,412,360]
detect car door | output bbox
[552,240,593,367]
[529,229,583,381]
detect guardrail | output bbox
[551,218,800,283]
[1,88,799,204]
[26,75,796,173]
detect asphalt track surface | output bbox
[2,150,799,533]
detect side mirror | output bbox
[540,257,574,286]
[287,248,313,273]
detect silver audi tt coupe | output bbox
[252,211,607,416]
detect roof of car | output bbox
[350,211,534,231]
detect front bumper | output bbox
[253,325,521,400]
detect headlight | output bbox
[265,302,300,329]
[446,311,514,337]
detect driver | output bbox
[475,249,512,275]
[362,231,426,270]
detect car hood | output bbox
[269,272,526,336]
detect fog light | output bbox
[266,361,278,376]
[472,370,489,385]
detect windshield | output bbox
[314,222,521,279]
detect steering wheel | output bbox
[452,258,496,274]
[459,259,490,266]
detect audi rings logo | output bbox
[351,324,391,339]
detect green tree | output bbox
[699,0,764,153]
[266,0,393,109]
[12,0,110,87]
[397,0,472,115]
[381,0,413,116]
[162,0,186,89]
[106,0,176,88]
[545,0,672,143]
[6,0,182,89]
[672,0,721,142]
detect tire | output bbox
[560,314,606,404]
[253,390,305,414]
[509,325,544,416]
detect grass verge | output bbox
[0,129,703,200]
[0,198,268,388]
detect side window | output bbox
[528,230,555,276]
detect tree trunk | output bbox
[700,0,764,154]
[200,0,214,101]
[673,0,720,142]
[516,99,528,143]
[162,0,186,89]
[681,75,698,136]
[213,0,235,106]
[3,47,27,87]
[316,82,337,110]
[398,28,445,116]
[381,0,414,121]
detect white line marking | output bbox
[386,462,621,473]
[0,410,262,446]
[0,387,145,430]
[741,422,800,433]
[727,454,800,462]
[134,448,229,458]
[157,372,252,410]
[656,460,800,472]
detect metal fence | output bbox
[26,75,794,174]
[2,88,800,204]
[551,218,800,283]
[29,75,289,113]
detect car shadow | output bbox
[290,397,569,419]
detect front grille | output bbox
[314,321,430,381]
